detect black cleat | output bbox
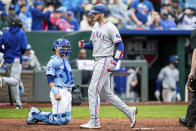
[179,117,195,130]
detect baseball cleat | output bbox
[26,107,39,125]
[129,107,137,128]
[80,122,100,129]
[16,105,23,110]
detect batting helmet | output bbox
[10,17,23,28]
[169,55,179,67]
[53,38,71,57]
[91,4,108,16]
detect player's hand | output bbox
[107,60,117,72]
[176,93,181,101]
[136,21,142,26]
[54,94,61,101]
[188,71,194,82]
[154,90,160,101]
[78,40,85,48]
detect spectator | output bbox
[80,11,94,31]
[130,0,155,28]
[109,0,130,28]
[66,11,80,31]
[23,44,41,71]
[168,0,183,23]
[18,4,32,31]
[70,49,92,84]
[177,8,196,30]
[149,12,166,30]
[22,55,33,70]
[15,0,31,16]
[0,0,5,12]
[154,55,181,102]
[31,1,53,30]
[150,0,161,12]
[8,4,17,26]
[0,12,8,31]
[160,9,177,30]
[60,0,85,22]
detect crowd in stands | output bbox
[0,0,196,31]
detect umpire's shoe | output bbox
[26,107,40,125]
[129,107,137,128]
[179,117,195,130]
[0,76,2,88]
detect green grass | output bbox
[0,105,188,119]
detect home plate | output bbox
[133,128,154,130]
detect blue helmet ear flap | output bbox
[169,55,179,67]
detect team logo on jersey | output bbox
[116,34,121,39]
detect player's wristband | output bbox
[51,87,58,95]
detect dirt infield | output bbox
[0,118,191,131]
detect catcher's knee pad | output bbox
[49,112,71,125]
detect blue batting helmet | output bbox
[91,4,108,16]
[53,38,71,57]
[169,55,179,67]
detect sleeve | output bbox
[157,68,165,80]
[190,29,196,51]
[109,25,122,44]
[130,1,137,9]
[148,2,154,11]
[0,34,5,53]
[21,32,28,54]
[46,60,56,76]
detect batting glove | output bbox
[176,93,181,101]
[154,90,160,101]
[78,40,85,48]
[107,60,117,72]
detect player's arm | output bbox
[107,41,124,72]
[47,74,61,101]
[78,40,93,49]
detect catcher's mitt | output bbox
[187,77,196,93]
[72,86,81,106]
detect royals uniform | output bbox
[157,65,179,102]
[88,21,133,126]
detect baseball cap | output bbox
[26,44,31,50]
[56,7,67,13]
[67,11,74,16]
[1,12,7,17]
[9,4,15,10]
[33,1,43,7]
[23,55,28,61]
[161,9,168,15]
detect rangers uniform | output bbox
[79,4,137,129]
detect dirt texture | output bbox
[0,118,192,131]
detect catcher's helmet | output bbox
[53,38,71,57]
[10,17,23,28]
[169,55,179,67]
[91,4,108,16]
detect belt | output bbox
[56,85,71,89]
[163,88,176,91]
[93,56,112,61]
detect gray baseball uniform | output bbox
[158,65,179,102]
[88,21,132,126]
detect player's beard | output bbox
[93,14,102,22]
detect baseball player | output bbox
[155,55,181,102]
[26,38,73,125]
[0,17,27,109]
[79,4,137,129]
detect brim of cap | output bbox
[91,10,102,14]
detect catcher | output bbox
[179,29,196,129]
[26,38,81,125]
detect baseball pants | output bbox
[162,88,176,102]
[88,56,131,126]
[2,57,22,106]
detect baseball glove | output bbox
[72,86,81,106]
[187,77,196,93]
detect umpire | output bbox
[179,29,196,129]
[0,17,27,109]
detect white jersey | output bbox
[158,66,179,89]
[90,21,122,57]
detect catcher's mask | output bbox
[53,38,71,58]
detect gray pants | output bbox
[88,56,131,126]
[2,58,22,106]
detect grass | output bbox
[0,105,188,119]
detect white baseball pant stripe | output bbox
[88,56,131,126]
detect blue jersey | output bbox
[46,55,74,88]
[130,0,154,24]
